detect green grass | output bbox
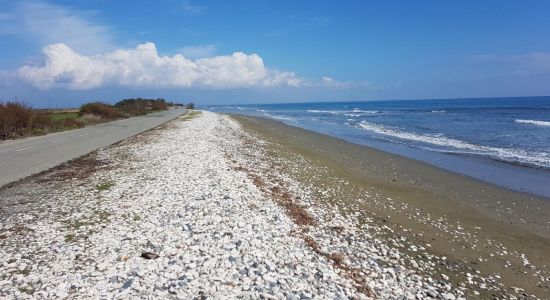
[18,286,34,295]
[48,112,79,122]
[95,182,115,191]
[179,110,202,121]
[64,233,76,242]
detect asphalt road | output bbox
[0,108,187,187]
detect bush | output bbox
[0,101,33,140]
[61,118,84,128]
[151,99,168,110]
[80,113,103,124]
[28,113,53,129]
[79,102,123,119]
[114,98,169,114]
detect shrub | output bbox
[151,99,168,110]
[79,102,123,119]
[0,101,33,140]
[115,98,169,114]
[61,118,84,128]
[80,113,103,124]
[28,113,53,129]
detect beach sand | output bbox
[1,111,549,299]
[234,114,550,299]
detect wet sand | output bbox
[233,115,550,299]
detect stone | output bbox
[141,252,160,260]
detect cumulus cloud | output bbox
[14,42,302,90]
[0,1,115,54]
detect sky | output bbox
[1,0,550,107]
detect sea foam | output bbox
[357,121,550,168]
[514,119,550,127]
[307,109,379,116]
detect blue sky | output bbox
[1,0,550,107]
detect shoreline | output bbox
[232,114,550,236]
[233,114,550,298]
[1,111,548,299]
[209,98,550,198]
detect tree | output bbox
[185,102,195,109]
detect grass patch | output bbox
[18,286,34,295]
[95,182,114,191]
[97,211,111,222]
[62,210,111,242]
[48,112,79,122]
[179,110,202,121]
[64,233,76,242]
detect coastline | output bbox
[1,111,549,299]
[210,98,550,198]
[233,114,550,298]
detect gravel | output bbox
[0,111,468,299]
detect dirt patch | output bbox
[41,155,111,183]
[0,152,111,191]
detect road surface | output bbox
[0,108,187,187]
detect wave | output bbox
[262,113,295,121]
[357,121,550,168]
[431,110,446,113]
[515,119,550,127]
[306,109,379,116]
[306,109,341,114]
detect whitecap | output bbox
[514,119,550,127]
[307,109,379,116]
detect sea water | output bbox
[208,97,550,197]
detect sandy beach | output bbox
[234,114,550,299]
[0,111,549,299]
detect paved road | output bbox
[0,108,187,187]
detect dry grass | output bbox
[80,113,103,124]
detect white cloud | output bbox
[14,42,302,90]
[320,76,372,88]
[0,1,115,54]
[322,76,350,88]
[178,45,217,59]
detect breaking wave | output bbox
[357,121,550,169]
[306,109,379,116]
[515,119,550,127]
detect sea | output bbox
[207,97,550,197]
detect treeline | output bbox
[115,98,169,113]
[80,98,170,119]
